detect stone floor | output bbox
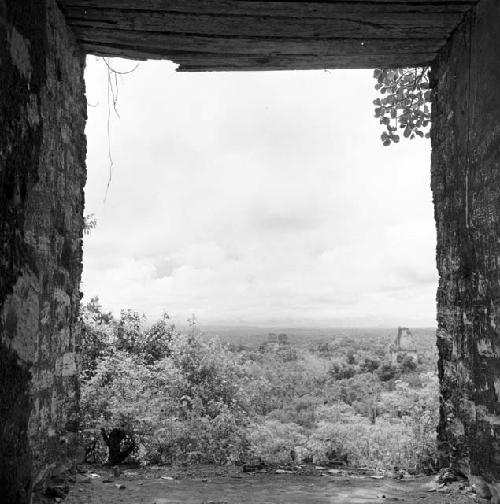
[64,467,480,504]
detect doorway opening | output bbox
[80,57,438,476]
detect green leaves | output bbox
[373,67,432,146]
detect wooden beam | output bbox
[59,0,477,16]
[57,0,478,68]
[72,27,445,55]
[80,41,436,69]
[64,7,463,39]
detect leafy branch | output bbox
[83,213,97,236]
[373,67,432,146]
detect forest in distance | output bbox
[81,297,439,477]
[200,325,437,350]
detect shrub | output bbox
[246,419,307,464]
[143,406,248,465]
[80,304,439,472]
[80,325,249,465]
[308,415,436,473]
[80,350,157,463]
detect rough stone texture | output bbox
[431,0,500,483]
[0,1,86,502]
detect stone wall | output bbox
[431,0,500,483]
[0,1,86,502]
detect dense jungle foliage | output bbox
[80,298,439,475]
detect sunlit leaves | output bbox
[83,213,97,235]
[80,307,439,469]
[373,67,431,146]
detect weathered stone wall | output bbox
[431,0,500,483]
[0,1,86,502]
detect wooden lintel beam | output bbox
[59,0,477,16]
[64,7,463,40]
[72,26,445,56]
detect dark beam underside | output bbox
[58,0,478,71]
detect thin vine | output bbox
[101,58,140,201]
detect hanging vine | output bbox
[100,58,139,201]
[373,67,432,146]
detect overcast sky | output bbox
[82,57,436,328]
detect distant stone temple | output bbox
[268,332,278,344]
[390,327,418,365]
[268,332,289,345]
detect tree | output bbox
[400,355,418,373]
[329,361,356,381]
[360,356,380,373]
[377,362,398,382]
[80,350,155,464]
[346,350,357,365]
[373,67,431,146]
[139,312,177,364]
[167,332,246,419]
[101,427,137,465]
[80,305,177,463]
[80,297,114,381]
[115,309,145,353]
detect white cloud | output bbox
[82,58,437,327]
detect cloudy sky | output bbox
[82,57,436,328]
